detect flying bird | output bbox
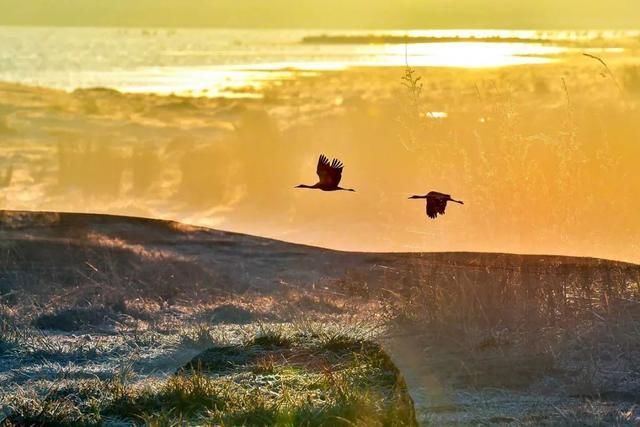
[409,191,463,219]
[296,154,355,192]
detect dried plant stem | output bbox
[583,52,624,95]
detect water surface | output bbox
[0,27,633,97]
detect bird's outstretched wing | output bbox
[426,193,450,219]
[316,154,343,187]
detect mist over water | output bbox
[0,27,639,263]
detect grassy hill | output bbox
[1,210,639,425]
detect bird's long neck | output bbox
[296,184,317,189]
[338,187,356,192]
[449,198,464,204]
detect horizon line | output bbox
[0,24,638,32]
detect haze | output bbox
[1,0,640,29]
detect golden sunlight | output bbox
[1,3,640,424]
[382,42,562,68]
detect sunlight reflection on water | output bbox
[385,42,562,67]
[117,43,560,97]
[116,68,315,98]
[1,27,633,97]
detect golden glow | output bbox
[0,27,639,264]
[105,42,564,97]
[2,0,640,29]
[119,68,309,98]
[382,42,560,68]
[1,27,633,98]
[67,42,565,98]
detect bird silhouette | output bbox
[409,191,463,219]
[296,154,355,192]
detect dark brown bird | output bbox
[296,154,355,192]
[409,191,463,219]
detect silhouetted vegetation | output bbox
[303,34,557,45]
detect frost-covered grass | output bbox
[0,317,414,426]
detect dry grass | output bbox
[378,256,640,424]
[1,46,640,425]
[1,223,639,425]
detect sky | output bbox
[1,0,639,29]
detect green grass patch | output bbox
[2,328,417,426]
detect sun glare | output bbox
[383,42,563,68]
[113,42,564,97]
[0,26,638,264]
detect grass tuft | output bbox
[250,327,293,348]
